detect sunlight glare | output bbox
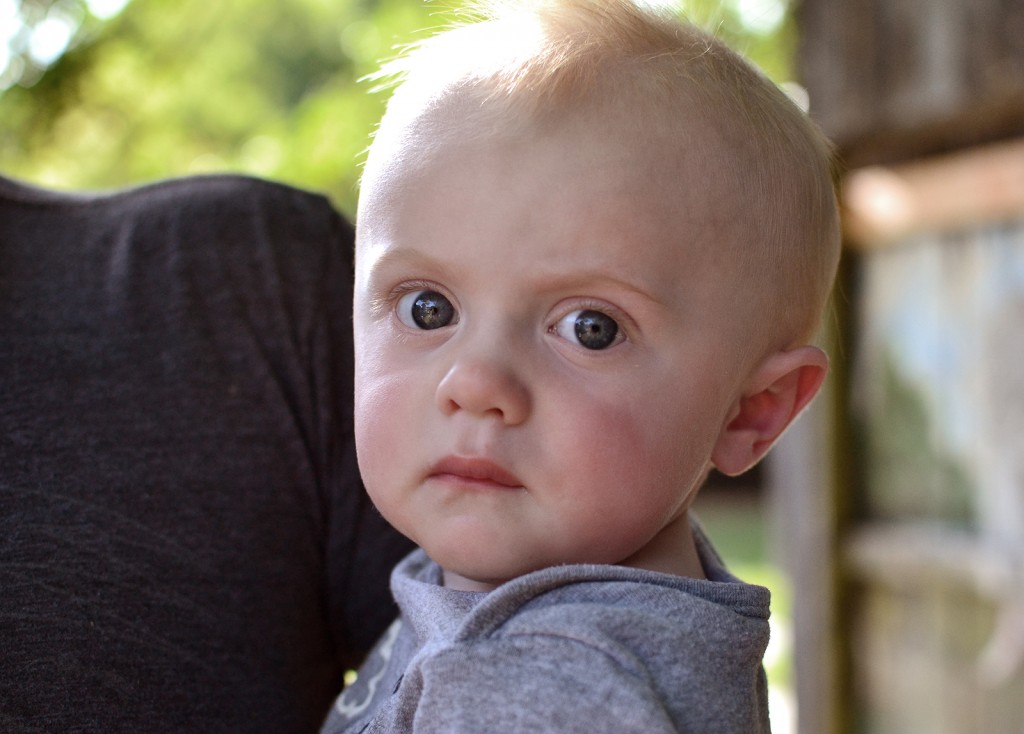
[86,0,131,21]
[735,0,786,34]
[1,0,19,46]
[29,13,75,66]
[633,0,681,12]
[0,45,9,86]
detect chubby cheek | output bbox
[353,326,416,477]
[555,388,711,534]
[353,370,418,525]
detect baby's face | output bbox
[353,107,757,590]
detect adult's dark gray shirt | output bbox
[0,174,412,733]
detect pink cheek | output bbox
[354,375,413,486]
[567,393,703,504]
[567,399,650,485]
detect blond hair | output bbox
[364,0,841,348]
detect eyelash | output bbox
[557,298,622,321]
[553,298,628,326]
[380,280,453,313]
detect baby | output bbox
[323,0,840,731]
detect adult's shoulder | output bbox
[115,174,345,222]
[0,172,352,247]
[0,171,333,207]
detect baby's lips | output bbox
[428,455,523,488]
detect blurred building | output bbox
[775,1,1024,732]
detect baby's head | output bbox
[361,0,840,350]
[353,0,841,590]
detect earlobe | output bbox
[711,346,828,476]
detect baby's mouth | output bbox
[427,455,523,489]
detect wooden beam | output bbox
[845,522,1016,599]
[842,137,1024,249]
[768,277,856,734]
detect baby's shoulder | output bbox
[415,567,772,733]
[459,564,769,662]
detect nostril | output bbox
[440,397,460,416]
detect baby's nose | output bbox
[434,357,531,426]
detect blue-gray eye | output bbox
[555,309,620,350]
[397,290,455,330]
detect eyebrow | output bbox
[363,246,442,276]
[539,269,667,308]
[363,244,667,308]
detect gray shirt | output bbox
[322,522,771,733]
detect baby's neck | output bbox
[441,512,706,592]
[619,512,706,580]
[442,570,500,593]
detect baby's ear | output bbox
[711,346,828,477]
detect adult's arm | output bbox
[0,174,413,733]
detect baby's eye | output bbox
[397,289,456,330]
[555,309,620,350]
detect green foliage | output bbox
[0,0,795,217]
[1,0,442,215]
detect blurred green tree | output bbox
[0,0,795,217]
